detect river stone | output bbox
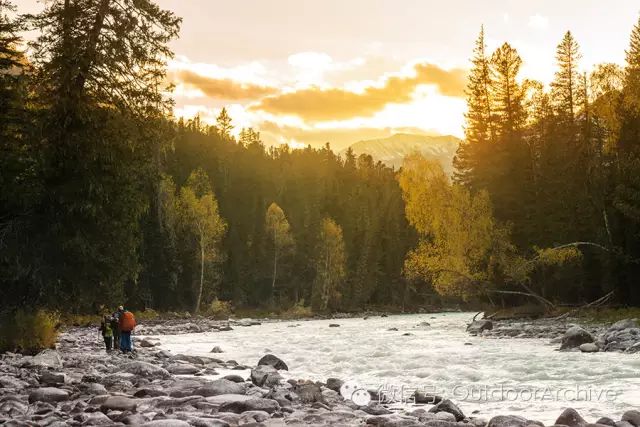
[222,374,244,383]
[413,391,443,404]
[428,399,464,421]
[250,365,283,387]
[40,371,67,385]
[561,326,594,350]
[0,375,29,389]
[218,397,280,414]
[80,411,112,425]
[30,350,63,368]
[205,393,254,405]
[119,361,171,379]
[83,383,107,395]
[100,396,137,411]
[488,415,530,427]
[167,363,200,375]
[210,346,224,353]
[239,410,271,423]
[555,408,586,426]
[618,422,636,427]
[326,378,344,392]
[622,410,640,426]
[257,354,288,370]
[596,418,617,427]
[467,320,493,334]
[579,343,599,353]
[139,338,157,348]
[609,319,639,331]
[194,379,245,397]
[189,419,231,427]
[28,387,70,403]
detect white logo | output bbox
[340,380,371,406]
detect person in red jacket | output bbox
[118,308,136,353]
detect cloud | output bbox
[173,70,277,101]
[250,63,467,121]
[528,14,549,30]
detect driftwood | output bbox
[472,311,483,322]
[552,291,615,320]
[486,290,555,309]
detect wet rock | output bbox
[428,399,464,421]
[362,404,392,415]
[139,338,158,348]
[28,387,70,403]
[218,397,280,414]
[326,378,344,392]
[488,415,530,427]
[0,375,29,389]
[257,354,288,371]
[329,324,340,327]
[579,343,599,353]
[100,396,138,411]
[119,361,171,379]
[293,382,323,403]
[622,410,640,427]
[194,379,245,397]
[189,418,231,427]
[122,413,149,425]
[467,320,493,334]
[30,350,63,368]
[134,388,169,398]
[561,326,594,350]
[413,391,443,404]
[40,371,67,385]
[555,408,586,427]
[250,365,283,387]
[609,319,638,331]
[210,346,224,353]
[80,411,112,425]
[82,383,107,395]
[595,418,617,427]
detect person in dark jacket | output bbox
[111,306,123,351]
[99,316,113,351]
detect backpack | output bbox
[119,311,136,332]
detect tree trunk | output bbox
[271,244,277,306]
[194,234,204,314]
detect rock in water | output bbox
[560,326,594,350]
[28,387,70,403]
[257,354,288,370]
[622,410,640,426]
[325,377,344,392]
[554,408,586,427]
[467,320,493,335]
[595,417,617,426]
[427,399,465,421]
[210,346,224,353]
[579,342,599,353]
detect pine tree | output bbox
[216,107,233,140]
[454,26,495,189]
[551,31,582,121]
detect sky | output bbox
[15,1,640,149]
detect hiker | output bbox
[118,308,136,353]
[99,315,113,351]
[111,306,123,351]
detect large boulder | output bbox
[119,361,171,379]
[427,399,464,421]
[467,320,493,335]
[219,397,280,414]
[30,350,63,368]
[257,354,288,370]
[561,326,594,350]
[193,379,245,397]
[250,365,282,387]
[28,387,70,403]
[622,410,640,427]
[554,408,586,427]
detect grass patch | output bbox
[0,310,59,355]
[573,307,640,324]
[134,308,160,321]
[279,300,313,320]
[202,298,233,320]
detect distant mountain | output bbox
[341,133,461,173]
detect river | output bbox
[156,312,640,424]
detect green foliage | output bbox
[204,298,232,320]
[0,310,59,355]
[280,299,313,319]
[312,218,347,311]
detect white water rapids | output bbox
[155,312,640,424]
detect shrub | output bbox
[280,300,313,319]
[135,308,160,321]
[205,298,232,319]
[0,310,59,355]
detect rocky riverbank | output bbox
[466,317,640,353]
[1,316,639,426]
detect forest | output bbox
[2,0,640,317]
